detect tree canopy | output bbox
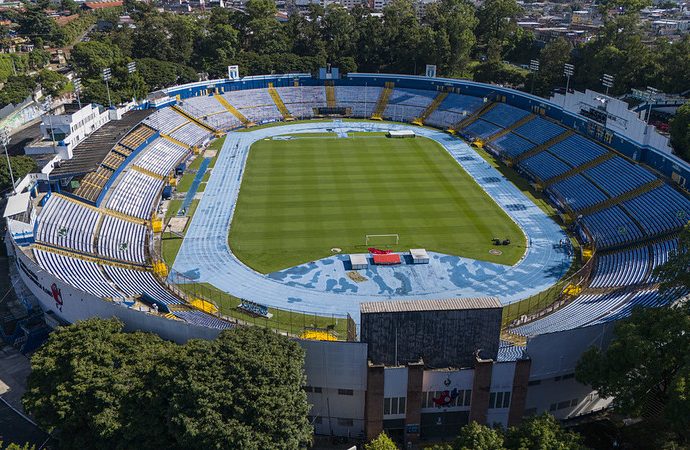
[575,304,690,445]
[670,103,690,162]
[366,431,399,450]
[23,318,312,449]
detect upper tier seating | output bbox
[169,122,211,147]
[106,170,163,219]
[97,215,147,264]
[583,156,657,197]
[275,86,327,119]
[546,134,608,167]
[548,175,609,211]
[221,88,275,108]
[382,88,437,121]
[36,195,98,253]
[334,86,382,116]
[425,94,485,128]
[238,105,282,123]
[580,206,644,248]
[144,108,189,135]
[520,151,571,181]
[513,117,566,145]
[462,119,502,139]
[481,103,530,128]
[134,138,188,176]
[622,184,690,236]
[179,95,227,117]
[34,249,123,298]
[491,133,536,158]
[203,111,243,130]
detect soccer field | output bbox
[229,133,526,273]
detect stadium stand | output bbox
[382,88,437,121]
[513,117,566,145]
[133,138,189,176]
[169,122,211,147]
[102,265,181,305]
[589,246,650,288]
[275,86,327,119]
[582,156,658,197]
[548,175,609,211]
[546,134,608,167]
[520,151,571,181]
[335,86,383,117]
[97,215,147,264]
[462,119,502,139]
[580,205,644,248]
[35,195,98,253]
[106,169,163,219]
[621,185,690,236]
[425,93,485,129]
[172,310,234,329]
[490,133,536,158]
[144,107,189,135]
[33,249,124,298]
[480,103,530,128]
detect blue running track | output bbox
[172,122,572,323]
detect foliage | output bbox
[530,38,572,96]
[575,305,690,443]
[23,318,312,449]
[136,58,197,90]
[365,432,398,450]
[670,103,690,161]
[504,413,586,449]
[0,76,35,108]
[0,443,35,450]
[0,156,37,193]
[454,421,504,450]
[38,69,68,96]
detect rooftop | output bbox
[360,297,501,314]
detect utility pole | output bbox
[1,127,16,195]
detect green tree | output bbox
[0,156,37,192]
[366,431,398,450]
[23,318,313,449]
[38,69,68,96]
[423,0,478,76]
[531,37,571,97]
[60,0,79,14]
[136,58,197,90]
[381,0,422,73]
[505,413,586,449]
[454,421,504,450]
[476,0,522,48]
[0,75,35,108]
[575,305,690,443]
[670,103,690,162]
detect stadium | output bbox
[4,69,690,443]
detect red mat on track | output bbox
[373,253,401,265]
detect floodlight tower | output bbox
[564,63,574,97]
[645,86,659,125]
[529,59,540,95]
[601,73,614,96]
[0,127,16,194]
[102,67,112,107]
[73,77,82,109]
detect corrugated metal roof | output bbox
[360,297,501,313]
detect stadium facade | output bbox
[4,71,690,445]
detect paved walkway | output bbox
[173,122,572,322]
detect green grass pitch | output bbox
[228,133,526,273]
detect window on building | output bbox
[337,389,353,396]
[489,391,511,409]
[337,418,354,427]
[528,379,541,386]
[384,397,406,415]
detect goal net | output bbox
[365,234,399,246]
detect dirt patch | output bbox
[168,216,189,233]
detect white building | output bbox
[25,103,110,159]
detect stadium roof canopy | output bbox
[360,297,501,314]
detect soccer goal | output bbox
[365,234,400,246]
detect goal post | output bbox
[365,234,399,246]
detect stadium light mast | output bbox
[529,59,540,95]
[645,86,659,125]
[42,96,58,155]
[73,77,82,109]
[102,67,112,108]
[564,63,574,97]
[601,73,614,96]
[0,127,16,195]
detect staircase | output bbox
[542,152,614,187]
[486,114,536,142]
[514,130,575,163]
[171,105,219,134]
[132,165,164,181]
[412,91,448,125]
[578,179,664,216]
[450,102,495,132]
[371,82,394,120]
[214,94,251,126]
[161,133,191,150]
[268,83,293,121]
[325,82,336,108]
